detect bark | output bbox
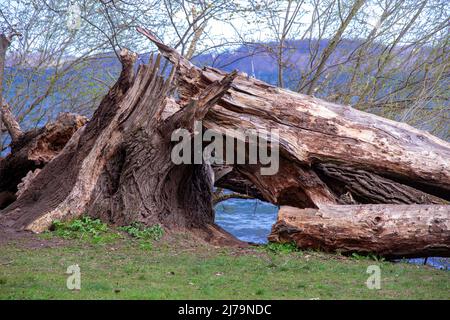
[0,27,448,256]
[268,205,450,258]
[142,28,449,256]
[146,27,450,207]
[1,99,23,143]
[0,47,242,246]
[1,32,22,144]
[0,112,87,209]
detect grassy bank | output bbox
[0,219,448,299]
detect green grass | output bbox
[119,222,164,241]
[48,216,120,244]
[264,242,299,254]
[0,227,448,299]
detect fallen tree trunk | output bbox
[0,47,242,246]
[0,112,87,209]
[144,29,450,207]
[0,27,448,256]
[268,205,450,258]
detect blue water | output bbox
[407,258,449,270]
[215,198,278,244]
[215,198,449,270]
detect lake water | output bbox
[215,198,449,270]
[215,198,279,244]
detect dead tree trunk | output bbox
[144,29,449,207]
[269,205,450,258]
[1,33,87,209]
[140,28,449,256]
[0,112,87,209]
[0,27,448,256]
[0,47,241,245]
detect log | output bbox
[0,27,448,256]
[268,205,450,258]
[144,28,450,206]
[143,28,449,256]
[0,46,243,246]
[0,112,87,209]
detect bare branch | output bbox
[1,98,23,143]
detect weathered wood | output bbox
[0,49,140,230]
[0,47,242,247]
[141,26,449,207]
[1,99,23,143]
[314,163,447,204]
[0,112,87,209]
[0,27,448,256]
[269,205,450,258]
[0,32,21,144]
[1,32,22,145]
[138,29,450,255]
[219,160,339,208]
